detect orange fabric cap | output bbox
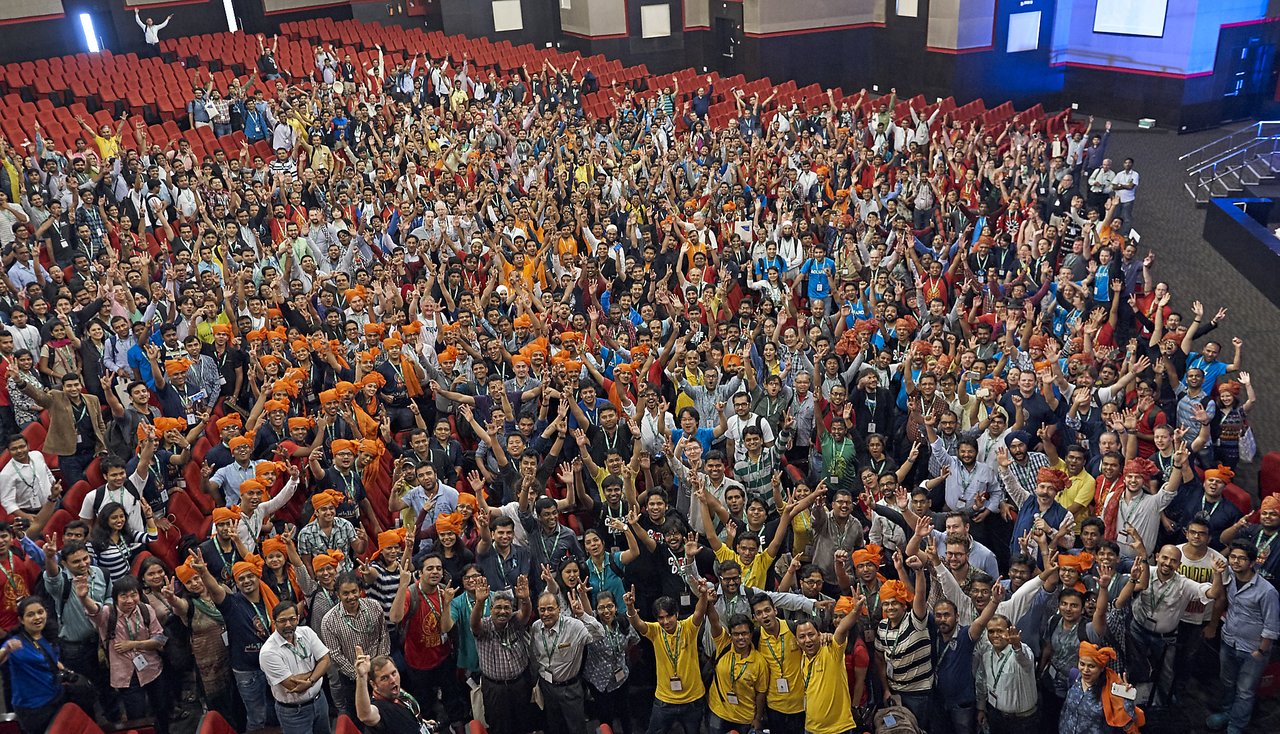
[212,505,243,524]
[879,579,913,604]
[311,489,346,509]
[377,528,407,553]
[312,550,345,572]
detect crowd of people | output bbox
[0,24,1272,734]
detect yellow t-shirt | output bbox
[644,618,704,704]
[709,630,770,726]
[713,544,776,591]
[802,638,857,734]
[790,511,814,560]
[758,621,805,714]
[1052,459,1098,531]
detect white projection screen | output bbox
[0,0,63,22]
[1093,0,1168,37]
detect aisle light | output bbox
[79,13,100,52]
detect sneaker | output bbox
[1205,712,1230,731]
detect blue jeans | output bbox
[1219,645,1268,733]
[707,710,749,734]
[275,689,331,734]
[58,450,93,487]
[648,699,705,734]
[233,668,276,731]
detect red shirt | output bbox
[400,585,452,671]
[0,551,39,632]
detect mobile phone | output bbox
[1110,682,1136,701]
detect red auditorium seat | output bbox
[169,489,210,538]
[336,716,361,734]
[48,703,105,734]
[62,480,92,517]
[1261,451,1280,501]
[20,421,46,450]
[42,509,74,541]
[198,710,238,734]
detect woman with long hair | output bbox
[1211,374,1256,468]
[89,501,158,581]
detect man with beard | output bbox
[471,574,533,734]
[931,584,1002,734]
[321,572,391,719]
[1222,495,1280,587]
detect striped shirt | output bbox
[875,610,934,693]
[733,443,785,501]
[366,563,400,628]
[90,529,158,581]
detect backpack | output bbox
[871,697,921,734]
[89,479,144,520]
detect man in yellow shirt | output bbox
[750,594,805,734]
[696,484,794,589]
[625,582,716,734]
[708,614,770,734]
[1054,443,1098,531]
[796,598,862,734]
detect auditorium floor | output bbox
[1109,119,1279,499]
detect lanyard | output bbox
[417,585,443,619]
[341,604,373,634]
[1201,497,1220,519]
[250,599,271,638]
[659,624,682,668]
[283,638,311,661]
[540,623,563,662]
[802,653,819,688]
[762,629,788,674]
[728,650,750,685]
[989,647,1013,691]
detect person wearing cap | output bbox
[258,599,332,734]
[297,489,367,575]
[207,433,261,506]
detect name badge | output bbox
[680,594,691,607]
[132,654,147,671]
[614,668,627,683]
[669,676,682,692]
[540,669,553,683]
[776,678,790,693]
[724,691,739,705]
[867,422,877,434]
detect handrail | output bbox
[1178,121,1266,162]
[1185,136,1280,177]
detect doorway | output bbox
[710,4,742,77]
[1220,34,1276,123]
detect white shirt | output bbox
[1177,544,1225,624]
[724,412,775,463]
[1133,568,1211,634]
[259,625,329,704]
[976,641,1037,715]
[0,452,55,513]
[1113,170,1139,203]
[135,15,169,45]
[79,476,148,534]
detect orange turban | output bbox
[334,381,357,397]
[980,377,1007,395]
[513,314,532,328]
[312,550,345,572]
[239,479,267,496]
[359,439,384,457]
[175,560,198,584]
[401,321,422,336]
[435,512,464,535]
[357,349,380,364]
[364,323,385,335]
[291,338,310,353]
[614,363,635,375]
[288,417,314,431]
[165,359,192,375]
[561,360,583,374]
[1060,552,1094,571]
[269,327,286,341]
[311,489,345,509]
[1079,642,1145,733]
[560,331,582,344]
[852,544,882,568]
[1261,495,1280,513]
[273,379,300,397]
[229,435,253,450]
[1037,467,1070,492]
[261,537,289,558]
[255,462,285,477]
[266,308,282,318]
[319,389,340,405]
[264,399,290,413]
[438,346,459,363]
[377,528,407,553]
[834,595,857,617]
[212,505,243,524]
[722,354,743,370]
[330,439,358,456]
[155,417,187,434]
[457,493,478,507]
[246,329,268,343]
[382,337,403,350]
[440,322,460,335]
[1124,457,1157,479]
[879,579,913,604]
[345,287,366,302]
[361,372,386,388]
[1204,465,1235,484]
[211,324,234,337]
[259,354,282,369]
[216,415,243,431]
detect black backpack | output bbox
[105,601,153,649]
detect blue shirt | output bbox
[210,460,261,505]
[127,343,155,389]
[2,636,60,709]
[217,591,274,671]
[1222,572,1280,653]
[1187,352,1228,390]
[801,257,836,299]
[933,626,978,705]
